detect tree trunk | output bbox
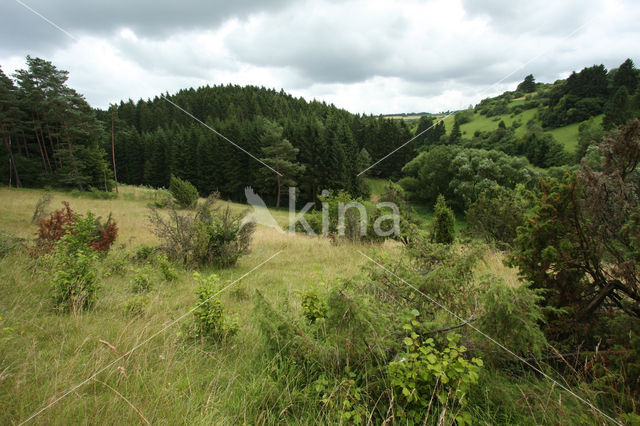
[276,174,281,209]
[62,118,82,190]
[2,130,21,188]
[111,112,118,193]
[32,115,49,172]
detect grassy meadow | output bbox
[0,185,395,424]
[0,185,621,424]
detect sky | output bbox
[1,0,639,115]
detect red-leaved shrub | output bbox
[28,202,118,256]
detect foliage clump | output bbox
[301,288,328,323]
[431,194,455,244]
[389,322,482,425]
[47,214,101,313]
[192,272,237,341]
[149,194,255,267]
[169,174,199,208]
[29,202,117,256]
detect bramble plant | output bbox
[131,267,153,293]
[192,272,238,341]
[389,312,483,425]
[314,369,368,424]
[301,288,328,323]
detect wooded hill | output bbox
[1,56,639,205]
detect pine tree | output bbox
[0,67,22,187]
[258,119,305,208]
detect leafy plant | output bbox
[150,188,172,208]
[476,277,548,360]
[192,272,238,341]
[47,225,100,313]
[131,267,153,293]
[124,295,150,317]
[389,318,483,425]
[29,202,117,256]
[156,253,178,281]
[301,288,328,323]
[314,370,368,424]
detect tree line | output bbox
[1,56,418,205]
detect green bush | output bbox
[476,277,548,360]
[124,295,150,317]
[47,218,101,312]
[150,188,172,208]
[133,244,157,262]
[389,322,483,425]
[301,289,328,323]
[131,267,153,293]
[149,195,255,267]
[169,175,199,208]
[432,194,455,244]
[156,253,178,281]
[192,272,237,341]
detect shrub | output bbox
[156,253,178,281]
[389,323,483,425]
[432,194,455,244]
[169,175,199,208]
[29,202,118,256]
[48,223,100,313]
[133,244,157,262]
[301,289,328,323]
[466,185,532,248]
[124,295,150,317]
[476,277,548,360]
[103,250,129,277]
[150,188,172,208]
[149,194,255,267]
[192,272,238,341]
[131,267,153,293]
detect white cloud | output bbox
[1,0,639,113]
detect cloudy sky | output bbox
[1,0,639,114]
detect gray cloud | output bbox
[1,0,296,55]
[461,0,600,34]
[2,0,640,114]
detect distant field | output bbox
[385,114,427,121]
[436,107,599,153]
[366,178,467,231]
